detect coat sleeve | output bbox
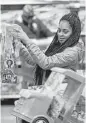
[19,46,36,66]
[26,42,84,70]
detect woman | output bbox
[12,12,84,118]
[13,12,84,83]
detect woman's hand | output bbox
[14,29,29,46]
[11,24,31,46]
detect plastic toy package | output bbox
[1,23,22,96]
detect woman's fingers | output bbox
[12,24,22,31]
[9,25,29,45]
[11,31,21,40]
[13,27,22,32]
[11,32,19,38]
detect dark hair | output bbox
[35,12,81,85]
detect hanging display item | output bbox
[1,23,22,96]
[1,23,16,83]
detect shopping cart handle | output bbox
[51,67,85,83]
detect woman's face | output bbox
[58,20,72,44]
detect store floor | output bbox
[1,99,17,123]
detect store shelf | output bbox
[0,0,79,5]
[1,94,20,100]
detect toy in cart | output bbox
[11,67,85,123]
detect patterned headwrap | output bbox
[35,12,81,85]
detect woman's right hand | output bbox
[10,24,30,46]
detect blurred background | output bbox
[0,0,86,123]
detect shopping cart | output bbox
[11,67,85,123]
